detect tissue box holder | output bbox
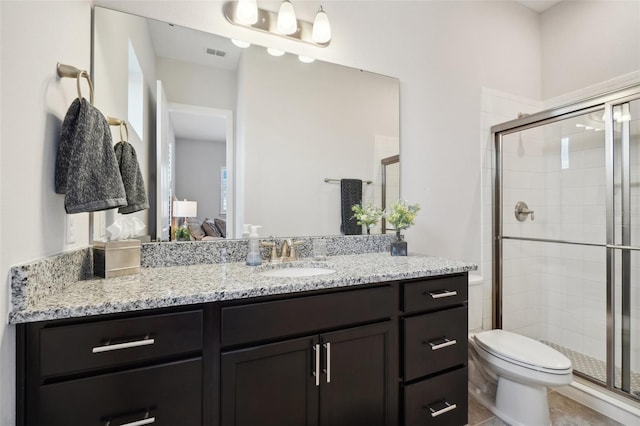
[93,239,141,278]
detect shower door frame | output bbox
[492,85,640,400]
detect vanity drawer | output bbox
[404,366,467,426]
[222,285,395,347]
[40,310,203,377]
[403,306,467,381]
[35,358,202,426]
[403,274,467,313]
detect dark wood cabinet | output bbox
[221,322,395,426]
[17,274,469,426]
[17,307,210,426]
[400,273,469,426]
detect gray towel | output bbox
[55,98,127,213]
[340,179,362,235]
[114,141,149,214]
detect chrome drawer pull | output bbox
[428,401,457,418]
[323,342,331,383]
[428,338,457,351]
[92,336,155,354]
[119,417,156,426]
[105,412,155,426]
[313,344,320,386]
[428,290,457,299]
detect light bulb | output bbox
[277,0,297,35]
[231,39,251,48]
[312,6,331,43]
[236,0,258,25]
[267,47,285,57]
[298,55,315,63]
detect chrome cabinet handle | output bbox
[313,344,320,386]
[92,337,154,354]
[118,417,156,426]
[105,412,155,426]
[427,337,457,351]
[427,401,457,418]
[427,290,457,299]
[323,342,331,383]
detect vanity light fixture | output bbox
[298,55,315,63]
[223,1,331,47]
[235,0,258,25]
[231,39,251,48]
[277,0,297,35]
[312,6,331,43]
[267,47,285,57]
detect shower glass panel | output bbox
[500,109,607,384]
[612,98,640,397]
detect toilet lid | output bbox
[474,329,571,371]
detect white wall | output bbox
[0,1,92,423]
[541,0,640,100]
[175,138,226,220]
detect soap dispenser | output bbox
[242,224,252,239]
[246,225,262,266]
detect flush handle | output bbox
[515,201,534,222]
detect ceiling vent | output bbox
[206,48,226,57]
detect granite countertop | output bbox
[9,253,476,324]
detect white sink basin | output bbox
[259,267,336,278]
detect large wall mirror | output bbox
[92,6,400,241]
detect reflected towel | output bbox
[55,98,126,213]
[340,179,362,235]
[114,141,149,214]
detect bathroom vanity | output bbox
[12,251,474,426]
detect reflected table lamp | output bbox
[172,199,197,240]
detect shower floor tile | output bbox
[542,340,640,398]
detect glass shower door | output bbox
[499,108,608,385]
[611,97,640,398]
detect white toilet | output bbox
[468,275,573,426]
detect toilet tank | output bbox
[468,274,484,332]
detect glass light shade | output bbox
[173,200,197,218]
[298,55,315,63]
[231,39,251,48]
[267,47,285,57]
[312,7,331,43]
[236,0,258,25]
[277,0,297,35]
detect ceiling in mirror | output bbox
[92,6,400,241]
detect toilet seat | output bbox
[474,329,572,375]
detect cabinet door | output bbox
[319,322,396,426]
[221,335,319,426]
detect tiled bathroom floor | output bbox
[468,390,623,425]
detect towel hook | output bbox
[57,63,94,105]
[120,121,129,143]
[107,117,129,143]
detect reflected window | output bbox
[128,41,144,139]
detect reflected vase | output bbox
[390,231,407,256]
